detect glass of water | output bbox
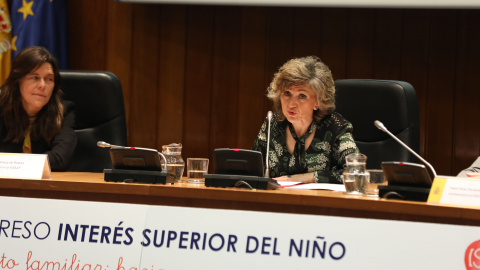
[187,158,209,183]
[343,153,369,194]
[364,169,385,196]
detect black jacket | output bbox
[0,101,77,171]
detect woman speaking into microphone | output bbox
[252,56,358,184]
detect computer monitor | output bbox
[109,146,163,171]
[213,148,264,176]
[381,161,433,188]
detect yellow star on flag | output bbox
[12,36,18,52]
[17,0,34,21]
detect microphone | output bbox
[98,141,168,173]
[265,111,273,178]
[97,141,121,148]
[374,120,437,178]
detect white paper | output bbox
[282,182,346,191]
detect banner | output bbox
[2,195,480,269]
[10,0,68,68]
[0,0,11,84]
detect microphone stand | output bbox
[374,120,437,178]
[265,111,273,178]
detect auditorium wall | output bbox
[66,0,480,175]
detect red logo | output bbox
[465,240,480,269]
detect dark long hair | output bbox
[0,46,64,143]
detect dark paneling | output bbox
[237,7,268,149]
[373,9,402,80]
[265,7,295,92]
[292,8,322,57]
[67,1,480,176]
[453,10,480,173]
[67,0,108,70]
[105,0,133,136]
[346,9,375,78]
[210,6,242,153]
[320,8,348,79]
[424,10,457,174]
[129,4,161,149]
[183,6,214,161]
[157,5,187,147]
[399,9,430,157]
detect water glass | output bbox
[187,158,209,183]
[364,169,386,196]
[343,153,369,194]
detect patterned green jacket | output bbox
[252,112,359,183]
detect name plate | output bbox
[428,177,480,208]
[0,153,51,180]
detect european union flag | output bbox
[0,0,12,84]
[10,0,68,69]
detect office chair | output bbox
[335,79,420,169]
[60,70,127,172]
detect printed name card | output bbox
[428,177,480,208]
[0,153,51,180]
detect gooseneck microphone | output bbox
[265,111,273,178]
[374,120,437,178]
[97,141,167,171]
[97,141,121,148]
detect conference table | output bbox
[2,172,480,269]
[0,172,478,226]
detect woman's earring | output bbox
[314,106,318,110]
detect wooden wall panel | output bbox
[237,7,268,149]
[183,6,214,161]
[453,10,480,173]
[67,1,480,176]
[210,7,242,151]
[346,9,375,78]
[66,0,108,70]
[105,0,133,138]
[129,5,161,149]
[399,10,430,157]
[292,8,322,58]
[320,9,348,79]
[373,9,402,80]
[424,10,457,174]
[157,5,187,148]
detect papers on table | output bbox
[279,181,346,191]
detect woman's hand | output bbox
[273,175,292,182]
[273,172,315,183]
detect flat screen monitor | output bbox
[109,146,163,171]
[213,148,264,177]
[381,161,433,188]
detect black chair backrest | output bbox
[60,70,127,172]
[335,79,420,169]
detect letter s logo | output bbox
[465,240,480,270]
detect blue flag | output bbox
[0,0,12,84]
[10,0,68,69]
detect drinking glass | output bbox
[343,153,369,194]
[187,158,209,183]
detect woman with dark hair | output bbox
[252,56,358,184]
[0,46,76,171]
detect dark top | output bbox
[252,112,359,183]
[0,101,77,171]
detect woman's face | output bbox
[280,83,318,127]
[19,62,55,116]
